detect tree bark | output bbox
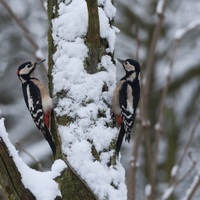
[0,138,36,200]
[85,0,100,74]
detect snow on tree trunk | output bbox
[48,0,127,199]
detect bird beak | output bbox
[35,59,46,66]
[117,58,124,65]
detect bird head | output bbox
[117,58,140,77]
[17,59,45,81]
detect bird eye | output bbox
[124,61,128,65]
[27,64,32,68]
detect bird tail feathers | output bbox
[42,127,56,156]
[115,123,125,156]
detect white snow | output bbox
[174,19,200,40]
[35,49,45,60]
[171,165,178,177]
[161,185,175,200]
[51,0,127,199]
[142,119,151,127]
[156,0,165,15]
[154,123,161,131]
[0,118,66,200]
[145,184,152,197]
[98,5,118,53]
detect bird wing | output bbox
[22,81,44,130]
[119,81,135,141]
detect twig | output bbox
[176,112,200,173]
[183,173,200,200]
[175,152,197,186]
[162,152,196,200]
[0,0,37,49]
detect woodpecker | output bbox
[17,59,56,156]
[112,58,140,156]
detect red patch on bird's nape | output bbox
[17,69,20,76]
[114,114,123,128]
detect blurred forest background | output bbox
[0,0,200,199]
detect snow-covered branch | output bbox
[0,118,66,199]
[183,172,200,200]
[156,0,165,16]
[174,19,200,40]
[161,153,196,200]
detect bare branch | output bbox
[176,154,196,185]
[183,173,200,200]
[0,0,47,73]
[176,112,200,170]
[0,0,37,49]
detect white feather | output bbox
[42,96,53,113]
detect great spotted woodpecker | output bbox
[17,60,56,156]
[112,58,140,156]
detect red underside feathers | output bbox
[114,114,123,128]
[43,110,51,128]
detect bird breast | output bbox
[112,80,125,115]
[126,84,134,113]
[32,79,53,112]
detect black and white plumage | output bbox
[17,60,56,156]
[112,58,140,156]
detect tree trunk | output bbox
[47,0,117,199]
